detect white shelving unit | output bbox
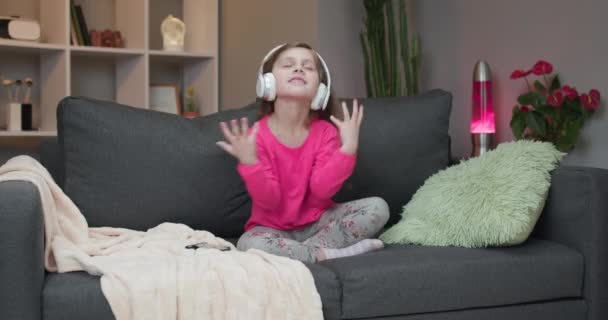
[0,0,218,136]
[0,131,58,137]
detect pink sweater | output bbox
[237,116,356,231]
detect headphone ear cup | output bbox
[263,73,276,101]
[256,74,265,99]
[311,83,328,110]
[256,73,276,101]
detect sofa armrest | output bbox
[532,165,608,320]
[0,180,44,320]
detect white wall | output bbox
[413,0,608,168]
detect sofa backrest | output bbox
[48,90,451,237]
[40,137,64,189]
[334,90,453,227]
[55,96,259,237]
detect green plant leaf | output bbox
[550,75,561,92]
[510,106,526,139]
[556,117,583,152]
[560,118,583,144]
[563,98,584,116]
[526,111,547,136]
[517,91,542,107]
[535,103,558,119]
[582,108,592,121]
[398,0,412,96]
[410,37,420,95]
[534,80,546,93]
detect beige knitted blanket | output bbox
[0,155,323,320]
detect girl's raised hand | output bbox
[330,99,364,155]
[216,118,260,165]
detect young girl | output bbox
[216,42,389,263]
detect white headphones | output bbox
[255,43,332,111]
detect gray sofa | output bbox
[1,90,607,320]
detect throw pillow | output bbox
[379,140,565,248]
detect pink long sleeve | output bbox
[237,143,281,211]
[237,116,357,231]
[309,128,356,199]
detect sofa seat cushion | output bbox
[225,230,346,318]
[42,263,342,320]
[319,238,583,319]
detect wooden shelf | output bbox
[0,131,57,137]
[149,49,214,58]
[70,46,145,57]
[0,39,65,54]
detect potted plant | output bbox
[182,86,199,119]
[360,0,421,97]
[510,60,601,152]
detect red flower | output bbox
[520,106,531,112]
[581,89,601,110]
[561,85,578,100]
[532,60,553,75]
[510,69,532,79]
[546,89,564,107]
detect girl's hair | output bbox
[257,42,338,122]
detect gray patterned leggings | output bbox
[236,197,390,263]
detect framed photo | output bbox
[149,83,181,115]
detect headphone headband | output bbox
[257,43,332,109]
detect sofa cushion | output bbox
[42,263,342,320]
[351,300,586,320]
[57,96,259,237]
[319,238,583,319]
[334,89,452,227]
[304,262,342,320]
[43,272,113,320]
[380,140,564,248]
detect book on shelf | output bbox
[74,5,91,45]
[70,17,79,45]
[70,1,83,45]
[70,1,91,45]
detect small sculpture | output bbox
[161,14,186,51]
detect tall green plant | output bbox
[360,0,420,97]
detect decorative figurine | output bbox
[161,14,186,51]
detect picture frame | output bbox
[149,83,181,115]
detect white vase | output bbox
[7,102,21,131]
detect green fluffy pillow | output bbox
[380,140,565,248]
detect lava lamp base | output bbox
[471,133,494,157]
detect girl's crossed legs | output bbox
[237,197,390,263]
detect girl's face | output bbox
[272,47,321,102]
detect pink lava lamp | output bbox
[471,60,495,157]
